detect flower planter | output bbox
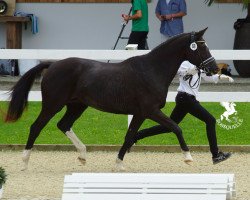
[233,17,250,77]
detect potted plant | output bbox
[0,167,7,199]
[205,0,250,77]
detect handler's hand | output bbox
[122,14,130,23]
[219,74,234,83]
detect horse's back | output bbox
[40,58,102,102]
[40,57,162,115]
[40,58,135,112]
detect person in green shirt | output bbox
[122,0,149,49]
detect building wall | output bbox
[0,0,247,74]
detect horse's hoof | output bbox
[183,151,193,165]
[115,158,126,171]
[78,157,86,165]
[21,167,27,171]
[184,159,193,165]
[21,164,28,171]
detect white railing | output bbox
[1,49,249,126]
[1,49,250,60]
[1,91,249,102]
[1,49,249,103]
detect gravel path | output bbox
[0,151,249,200]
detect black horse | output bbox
[5,28,218,171]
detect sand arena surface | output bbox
[0,150,249,200]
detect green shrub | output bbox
[0,167,7,187]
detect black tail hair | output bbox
[5,62,52,122]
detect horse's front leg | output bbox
[116,115,144,171]
[149,109,193,164]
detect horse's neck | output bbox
[147,38,187,88]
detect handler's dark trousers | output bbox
[136,92,219,157]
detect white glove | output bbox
[186,65,198,75]
[219,74,234,83]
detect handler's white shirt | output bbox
[177,61,219,97]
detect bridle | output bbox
[190,32,215,74]
[183,32,216,89]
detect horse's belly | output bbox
[81,95,134,115]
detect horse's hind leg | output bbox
[116,115,144,171]
[23,105,64,171]
[57,102,88,165]
[148,109,193,164]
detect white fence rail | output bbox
[0,49,249,126]
[1,91,250,102]
[1,49,249,102]
[1,49,250,60]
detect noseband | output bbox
[190,32,215,74]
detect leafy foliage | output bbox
[204,0,250,9]
[0,167,7,186]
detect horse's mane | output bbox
[150,32,189,54]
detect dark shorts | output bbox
[128,31,148,50]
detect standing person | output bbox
[134,61,234,165]
[155,0,187,42]
[122,0,149,50]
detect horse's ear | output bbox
[196,27,208,39]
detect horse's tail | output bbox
[5,62,52,122]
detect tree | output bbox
[205,0,250,15]
[205,0,249,15]
[205,0,250,77]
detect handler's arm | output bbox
[201,73,219,83]
[123,10,142,22]
[177,61,197,77]
[202,73,234,83]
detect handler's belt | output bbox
[178,91,195,98]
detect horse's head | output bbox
[185,28,218,75]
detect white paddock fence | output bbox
[62,173,235,200]
[0,49,249,125]
[1,49,250,60]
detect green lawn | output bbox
[0,102,249,145]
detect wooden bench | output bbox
[61,173,235,200]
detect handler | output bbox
[134,61,234,164]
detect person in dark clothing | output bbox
[134,61,234,165]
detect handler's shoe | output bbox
[212,152,232,165]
